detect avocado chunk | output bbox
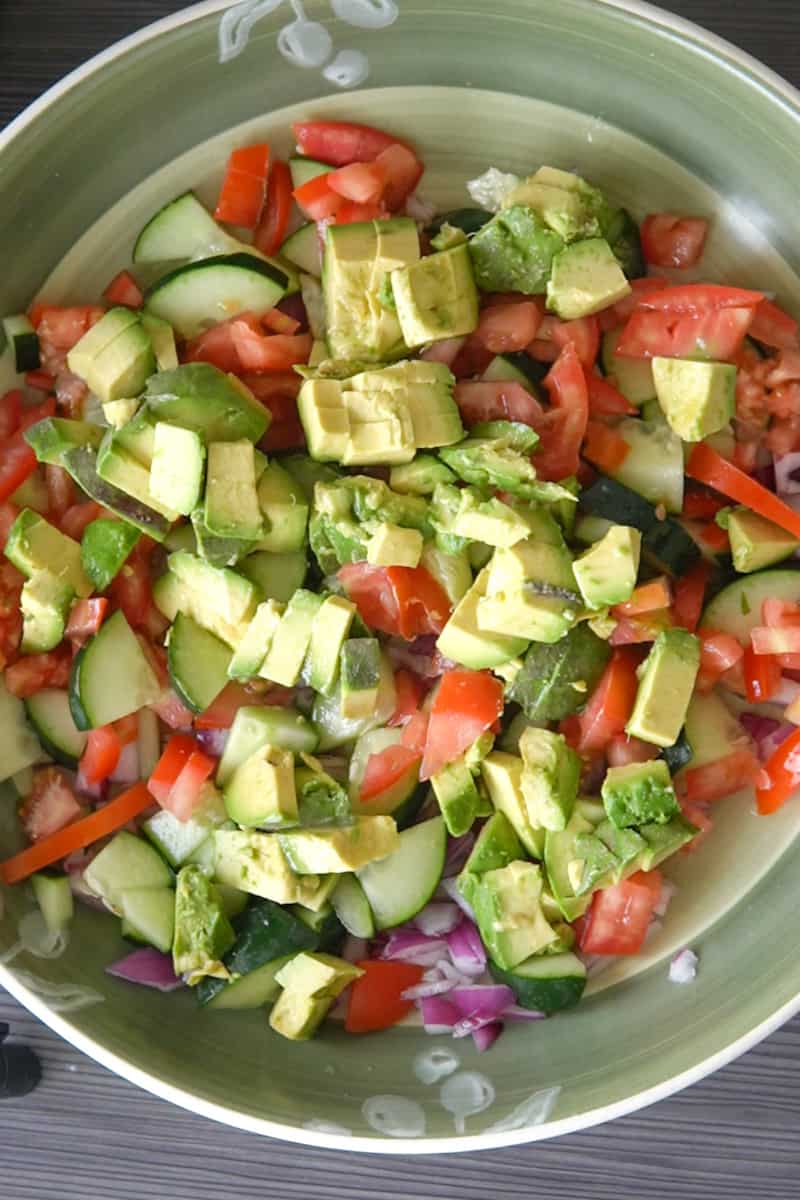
[255,462,309,554]
[502,166,609,242]
[103,397,139,430]
[518,727,580,832]
[223,743,298,828]
[432,485,537,551]
[149,422,206,517]
[227,599,284,680]
[436,566,529,670]
[727,506,800,572]
[431,756,482,838]
[601,759,679,829]
[543,811,595,921]
[5,508,92,597]
[441,431,576,504]
[477,538,581,644]
[391,243,479,347]
[547,238,631,320]
[269,952,363,1041]
[20,572,74,653]
[172,864,236,984]
[309,474,430,574]
[24,416,104,465]
[366,522,424,567]
[480,751,544,859]
[626,628,700,748]
[463,811,526,876]
[340,638,381,718]
[573,524,641,609]
[468,206,565,294]
[142,363,270,444]
[213,829,315,903]
[165,550,260,646]
[279,815,399,874]
[324,217,419,361]
[80,518,139,592]
[203,440,264,541]
[67,307,155,403]
[295,761,352,828]
[305,594,356,696]
[468,860,557,970]
[96,431,179,522]
[141,312,179,370]
[636,815,698,868]
[419,543,472,607]
[508,621,611,721]
[390,455,456,496]
[652,357,736,442]
[62,445,172,541]
[261,588,324,687]
[594,818,648,882]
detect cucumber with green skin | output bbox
[700,568,800,645]
[489,951,587,1014]
[25,688,87,766]
[580,475,700,576]
[69,610,162,730]
[167,611,232,714]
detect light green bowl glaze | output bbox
[2,0,800,1151]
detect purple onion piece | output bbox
[195,727,229,758]
[419,994,459,1032]
[443,831,476,878]
[401,976,455,1001]
[414,902,461,937]
[381,928,448,963]
[106,948,183,992]
[448,983,516,1020]
[503,1005,547,1021]
[446,918,487,977]
[773,452,800,495]
[752,461,777,491]
[472,1021,503,1053]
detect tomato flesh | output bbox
[345,960,425,1033]
[578,870,663,956]
[420,669,503,780]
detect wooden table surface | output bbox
[1,3,799,1196]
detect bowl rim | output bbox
[3,0,800,1153]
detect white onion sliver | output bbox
[402,978,455,1001]
[669,947,699,984]
[774,452,800,496]
[415,902,461,937]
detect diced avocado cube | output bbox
[279,815,399,874]
[397,362,463,450]
[297,378,351,462]
[213,829,312,903]
[340,637,381,719]
[391,244,479,347]
[652,357,736,442]
[366,522,423,567]
[601,759,679,829]
[204,440,264,541]
[728,506,800,573]
[573,524,641,609]
[594,819,647,882]
[172,864,236,984]
[102,397,139,429]
[509,622,611,721]
[5,508,92,597]
[24,416,104,466]
[149,422,206,516]
[237,549,307,605]
[96,432,179,521]
[503,166,608,242]
[295,762,352,828]
[636,815,698,868]
[224,743,298,828]
[269,952,364,1040]
[189,509,254,569]
[440,435,577,508]
[227,600,284,680]
[68,311,155,404]
[143,364,270,444]
[419,543,472,608]
[543,812,595,922]
[470,860,557,969]
[431,757,481,837]
[167,550,260,647]
[546,238,631,320]
[66,306,139,378]
[111,407,157,467]
[518,727,580,832]
[20,572,74,653]
[141,313,179,370]
[260,588,324,687]
[341,377,416,467]
[256,462,309,553]
[480,751,544,859]
[468,206,565,295]
[627,628,700,748]
[570,831,620,896]
[390,455,456,495]
[306,594,356,696]
[463,811,526,876]
[477,539,580,644]
[436,566,529,670]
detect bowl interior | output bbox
[2,0,800,1151]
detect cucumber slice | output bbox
[357,816,446,930]
[208,955,293,1009]
[216,885,249,920]
[0,677,42,784]
[700,568,800,645]
[143,790,228,868]
[237,550,308,604]
[119,886,175,953]
[601,327,656,405]
[348,727,423,827]
[69,610,162,730]
[280,223,322,277]
[481,352,546,393]
[289,156,333,190]
[683,691,750,769]
[312,652,397,751]
[25,688,88,766]
[133,191,239,264]
[489,950,587,1014]
[217,705,319,786]
[144,253,288,338]
[83,831,172,912]
[167,612,232,714]
[137,707,161,780]
[31,873,74,932]
[331,873,375,939]
[2,314,40,372]
[610,417,684,514]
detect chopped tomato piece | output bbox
[338,563,451,641]
[748,298,799,351]
[327,161,387,204]
[576,647,641,753]
[681,487,728,521]
[0,782,153,885]
[293,173,343,221]
[195,681,262,730]
[616,306,755,362]
[750,625,800,655]
[214,142,270,228]
[19,767,82,843]
[65,597,108,645]
[400,711,429,757]
[687,442,800,541]
[671,562,710,636]
[109,550,153,631]
[585,373,636,416]
[229,323,312,373]
[681,749,761,806]
[605,734,659,768]
[610,610,673,645]
[388,668,426,727]
[103,270,144,309]
[261,308,301,336]
[374,142,424,210]
[115,713,140,746]
[5,647,71,697]
[532,314,600,367]
[0,430,38,503]
[331,200,387,225]
[0,389,22,439]
[578,870,663,956]
[420,668,503,780]
[762,597,800,627]
[254,159,292,256]
[254,392,306,452]
[637,284,764,314]
[695,630,743,692]
[756,726,800,815]
[640,214,709,269]
[615,577,672,617]
[293,120,413,166]
[596,277,669,331]
[476,301,541,353]
[360,745,421,802]
[35,305,105,351]
[44,464,77,521]
[18,396,56,433]
[60,501,104,540]
[743,645,781,703]
[79,725,122,786]
[151,688,195,731]
[345,960,425,1033]
[25,370,54,392]
[582,420,630,474]
[679,799,713,853]
[532,344,589,481]
[165,748,216,821]
[453,379,543,428]
[148,733,195,805]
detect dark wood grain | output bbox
[2,3,800,1195]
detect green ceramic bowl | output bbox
[2,0,800,1151]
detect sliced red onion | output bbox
[443,832,476,878]
[439,875,476,920]
[340,935,369,964]
[739,712,782,742]
[415,902,461,937]
[402,975,455,1001]
[452,1012,503,1038]
[472,1021,503,1053]
[436,958,478,987]
[760,722,796,761]
[106,948,183,992]
[381,928,448,964]
[504,1005,546,1021]
[277,291,309,329]
[446,918,487,977]
[76,772,109,804]
[449,983,515,1021]
[669,947,698,984]
[195,727,229,758]
[386,636,448,678]
[774,452,800,496]
[420,994,459,1033]
[109,739,139,785]
[752,461,777,491]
